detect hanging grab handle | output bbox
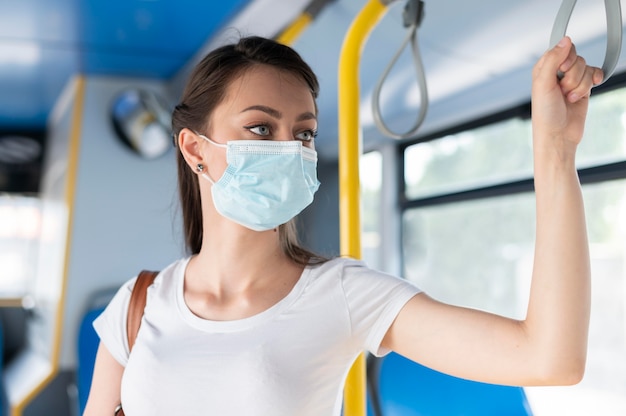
[550,0,622,85]
[372,0,428,140]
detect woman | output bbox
[84,35,601,415]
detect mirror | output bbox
[110,89,172,159]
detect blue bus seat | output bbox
[76,288,118,415]
[367,352,533,416]
[0,317,5,416]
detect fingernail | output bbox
[557,37,567,48]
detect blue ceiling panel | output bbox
[0,0,252,130]
[78,48,184,79]
[0,47,77,128]
[78,0,251,78]
[0,0,79,128]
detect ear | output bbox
[178,128,205,170]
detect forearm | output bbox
[524,141,591,383]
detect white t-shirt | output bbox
[93,256,420,416]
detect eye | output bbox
[247,124,271,137]
[295,129,317,142]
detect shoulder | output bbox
[140,256,190,308]
[312,256,408,281]
[309,259,421,355]
[106,256,189,311]
[307,257,419,294]
[92,257,189,365]
[150,257,189,288]
[307,256,377,277]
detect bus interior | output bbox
[0,0,625,415]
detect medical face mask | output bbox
[198,134,320,231]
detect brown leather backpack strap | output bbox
[126,270,159,351]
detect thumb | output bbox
[533,36,572,87]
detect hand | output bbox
[531,36,603,151]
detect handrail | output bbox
[372,0,428,139]
[550,0,622,85]
[338,0,393,414]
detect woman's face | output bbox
[201,64,318,178]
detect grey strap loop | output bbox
[372,0,428,140]
[550,0,622,85]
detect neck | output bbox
[183,220,305,321]
[189,219,291,291]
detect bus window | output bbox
[400,84,626,415]
[578,87,626,168]
[361,150,383,271]
[0,195,41,297]
[404,117,533,200]
[402,192,534,319]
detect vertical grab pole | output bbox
[338,0,390,414]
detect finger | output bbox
[565,65,602,103]
[592,67,604,85]
[559,55,587,95]
[557,41,579,76]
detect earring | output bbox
[196,163,204,173]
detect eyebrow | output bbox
[241,105,316,122]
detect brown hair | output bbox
[171,36,325,265]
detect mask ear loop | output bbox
[196,132,227,149]
[201,172,216,185]
[194,132,225,184]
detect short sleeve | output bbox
[92,276,137,367]
[341,261,421,357]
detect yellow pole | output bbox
[276,0,337,46]
[276,13,314,45]
[338,0,390,414]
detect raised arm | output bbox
[382,37,603,386]
[83,342,124,416]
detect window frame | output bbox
[398,71,626,211]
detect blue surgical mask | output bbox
[198,134,320,231]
